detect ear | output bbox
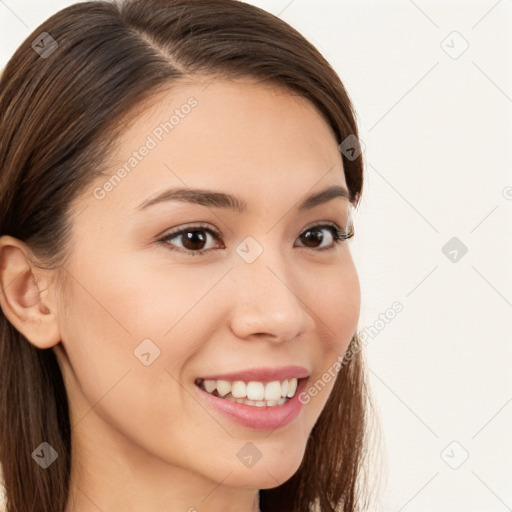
[0,235,61,349]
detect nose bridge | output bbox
[228,237,308,341]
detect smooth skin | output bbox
[0,77,361,512]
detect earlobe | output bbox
[0,235,61,349]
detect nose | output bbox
[227,244,309,343]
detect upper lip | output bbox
[198,365,310,383]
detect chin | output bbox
[226,454,304,489]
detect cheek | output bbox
[311,259,361,353]
[299,261,360,414]
[96,252,224,335]
[55,279,196,457]
[55,257,220,418]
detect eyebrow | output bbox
[136,184,350,213]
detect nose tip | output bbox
[232,314,304,343]
[228,264,308,342]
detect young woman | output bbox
[0,1,377,510]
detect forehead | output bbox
[84,77,347,216]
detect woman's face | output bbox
[52,77,360,495]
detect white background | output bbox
[1,1,511,511]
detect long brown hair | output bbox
[0,1,379,510]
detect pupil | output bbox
[184,230,206,250]
[303,228,323,247]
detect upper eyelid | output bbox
[160,222,221,240]
[160,219,348,239]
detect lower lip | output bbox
[194,378,309,431]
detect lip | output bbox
[194,376,309,431]
[197,365,310,383]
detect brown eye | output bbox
[178,229,208,251]
[301,226,326,247]
[158,222,352,257]
[159,223,223,256]
[296,224,343,249]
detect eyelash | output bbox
[157,221,354,257]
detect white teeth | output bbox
[281,379,289,397]
[197,377,300,401]
[231,381,247,398]
[246,382,265,401]
[225,396,287,407]
[204,380,217,393]
[264,381,283,401]
[286,378,298,398]
[216,380,231,397]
